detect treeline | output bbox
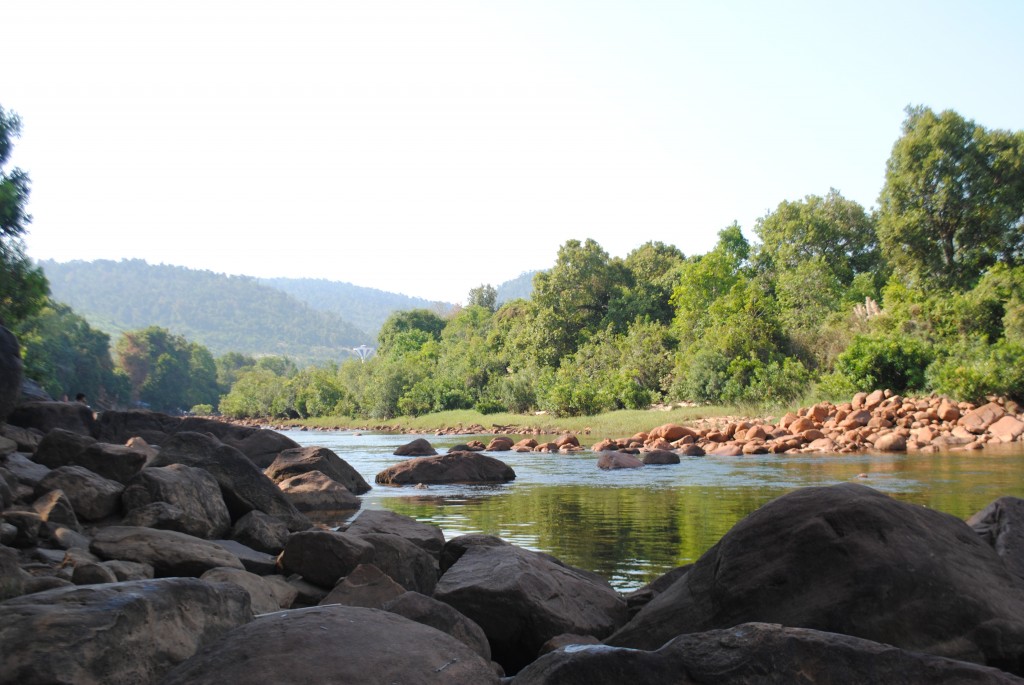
[5,104,1024,420]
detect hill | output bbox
[39,259,373,364]
[496,271,538,304]
[263,277,454,335]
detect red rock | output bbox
[873,433,907,452]
[936,398,961,423]
[597,452,644,470]
[958,402,1006,434]
[647,424,695,442]
[591,438,617,452]
[988,415,1024,443]
[864,390,886,410]
[789,417,816,434]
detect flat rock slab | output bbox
[90,526,245,577]
[0,577,251,685]
[375,451,515,485]
[159,604,501,685]
[515,622,1024,684]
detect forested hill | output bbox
[39,259,373,364]
[263,277,454,335]
[496,271,537,304]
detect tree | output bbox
[0,105,48,325]
[671,223,750,341]
[606,241,686,329]
[467,284,497,312]
[877,106,1024,290]
[115,326,219,412]
[376,309,446,355]
[754,189,882,289]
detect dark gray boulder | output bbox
[7,401,97,437]
[276,470,361,514]
[639,449,680,465]
[151,431,309,532]
[37,465,123,521]
[969,496,1024,584]
[393,437,437,456]
[515,622,1024,685]
[122,464,232,539]
[0,577,251,685]
[229,510,289,554]
[344,508,445,559]
[317,562,406,608]
[375,451,515,485]
[159,605,501,685]
[90,526,245,577]
[434,543,629,675]
[277,529,375,588]
[200,567,281,614]
[354,532,438,594]
[383,590,492,662]
[33,430,146,485]
[265,445,371,494]
[606,483,1024,676]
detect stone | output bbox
[6,401,97,438]
[485,436,514,451]
[647,424,696,442]
[839,409,872,429]
[676,443,706,457]
[277,529,375,588]
[34,431,147,485]
[514,438,538,450]
[515,622,1024,685]
[375,452,515,485]
[590,438,617,452]
[122,463,232,539]
[230,510,290,554]
[352,532,438,594]
[37,465,123,521]
[383,590,492,662]
[988,415,1024,443]
[318,562,406,608]
[0,577,251,685]
[788,417,816,433]
[969,496,1024,583]
[959,402,1006,434]
[639,449,680,465]
[121,501,190,531]
[159,605,500,685]
[606,484,1024,675]
[434,543,629,674]
[554,434,580,448]
[0,544,25,600]
[623,564,691,618]
[265,445,371,494]
[277,470,361,514]
[344,509,446,559]
[596,451,644,470]
[873,432,907,452]
[32,488,81,532]
[201,566,281,614]
[211,539,279,575]
[393,437,437,456]
[30,427,96,469]
[937,398,962,422]
[151,431,310,532]
[91,526,245,577]
[1,424,43,452]
[2,452,51,487]
[71,562,118,585]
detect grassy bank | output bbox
[292,405,747,438]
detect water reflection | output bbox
[283,430,1024,591]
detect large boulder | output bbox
[159,604,500,685]
[151,431,309,531]
[229,510,289,555]
[354,532,439,594]
[597,451,644,470]
[37,465,124,521]
[317,562,406,608]
[393,437,438,456]
[344,508,446,559]
[33,430,147,484]
[90,526,245,577]
[277,529,375,588]
[0,577,251,685]
[0,326,22,424]
[375,451,515,485]
[639,449,680,465]
[515,622,1024,685]
[959,402,1007,434]
[276,470,361,514]
[383,591,492,662]
[606,484,1024,675]
[265,445,371,494]
[122,464,232,539]
[7,401,97,437]
[969,496,1024,584]
[200,567,281,614]
[434,543,629,674]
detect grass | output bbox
[292,405,744,438]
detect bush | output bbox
[833,334,933,393]
[189,404,214,415]
[926,340,1024,403]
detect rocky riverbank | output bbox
[2,398,1024,682]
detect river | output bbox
[282,429,1024,592]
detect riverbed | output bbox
[282,430,1024,592]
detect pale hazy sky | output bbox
[6,1,1023,304]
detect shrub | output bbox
[833,334,933,393]
[189,404,214,415]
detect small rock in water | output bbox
[414,483,428,490]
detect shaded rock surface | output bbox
[0,577,251,685]
[515,622,1024,685]
[265,445,371,494]
[122,464,231,539]
[434,542,629,674]
[970,496,1024,584]
[344,508,446,559]
[393,437,437,456]
[277,529,375,588]
[90,526,245,577]
[607,483,1024,675]
[276,470,361,514]
[159,604,501,685]
[383,590,492,662]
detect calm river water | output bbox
[282,429,1024,592]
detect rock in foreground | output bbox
[375,452,515,485]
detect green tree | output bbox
[877,106,1024,290]
[0,105,48,325]
[376,309,446,355]
[467,284,498,312]
[672,223,750,341]
[606,241,686,329]
[115,326,219,412]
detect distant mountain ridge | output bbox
[40,259,374,364]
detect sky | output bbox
[5,1,1024,304]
